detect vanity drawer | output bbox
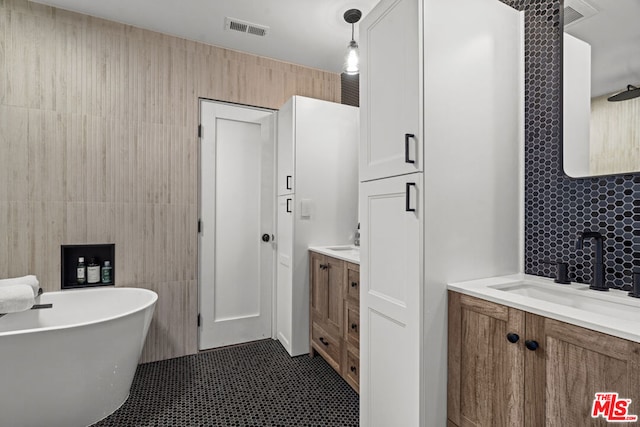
[345,300,360,349]
[344,344,360,393]
[312,322,342,370]
[347,263,360,301]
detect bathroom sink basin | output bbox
[325,246,359,252]
[308,245,360,264]
[448,274,640,343]
[489,282,640,322]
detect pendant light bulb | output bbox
[342,9,362,75]
[344,39,359,75]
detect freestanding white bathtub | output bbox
[0,287,157,427]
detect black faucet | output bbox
[575,231,608,291]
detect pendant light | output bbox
[343,9,362,75]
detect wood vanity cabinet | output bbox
[448,291,640,427]
[309,251,360,393]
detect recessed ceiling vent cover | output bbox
[564,0,598,27]
[224,17,269,37]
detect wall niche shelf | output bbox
[61,244,115,289]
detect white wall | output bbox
[563,33,592,177]
[422,0,524,424]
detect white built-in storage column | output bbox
[359,0,423,425]
[276,96,359,357]
[360,0,524,425]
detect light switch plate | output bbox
[300,199,312,218]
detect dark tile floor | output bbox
[92,339,359,427]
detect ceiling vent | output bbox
[564,0,598,27]
[224,17,269,37]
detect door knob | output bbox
[261,234,271,242]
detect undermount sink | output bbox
[325,246,359,252]
[448,274,640,343]
[489,282,640,322]
[308,245,360,264]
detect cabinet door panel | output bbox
[326,256,344,335]
[360,0,421,182]
[277,98,294,195]
[309,252,327,322]
[543,318,640,427]
[276,195,294,353]
[360,173,422,426]
[448,292,525,427]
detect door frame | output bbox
[197,98,279,350]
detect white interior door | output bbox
[199,100,275,350]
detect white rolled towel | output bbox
[0,284,36,314]
[0,275,40,297]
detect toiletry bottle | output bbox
[101,260,113,284]
[354,223,360,247]
[87,257,100,284]
[77,257,86,284]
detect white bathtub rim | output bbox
[0,287,157,337]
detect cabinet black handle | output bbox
[319,264,329,270]
[525,340,539,351]
[350,366,357,373]
[351,281,358,288]
[506,333,519,344]
[406,182,416,212]
[405,133,415,164]
[319,337,329,346]
[286,175,292,190]
[351,323,358,331]
[286,198,292,213]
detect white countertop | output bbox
[308,245,360,264]
[448,273,640,343]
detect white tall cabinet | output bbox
[359,0,423,425]
[276,96,359,357]
[359,0,524,425]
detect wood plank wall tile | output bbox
[0,9,6,105]
[0,0,340,362]
[589,94,640,175]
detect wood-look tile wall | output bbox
[590,94,640,176]
[0,0,341,362]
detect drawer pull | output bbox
[506,333,519,344]
[405,133,416,164]
[350,366,357,373]
[351,323,358,331]
[319,337,329,346]
[406,182,416,212]
[351,281,358,288]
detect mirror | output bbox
[562,0,640,178]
